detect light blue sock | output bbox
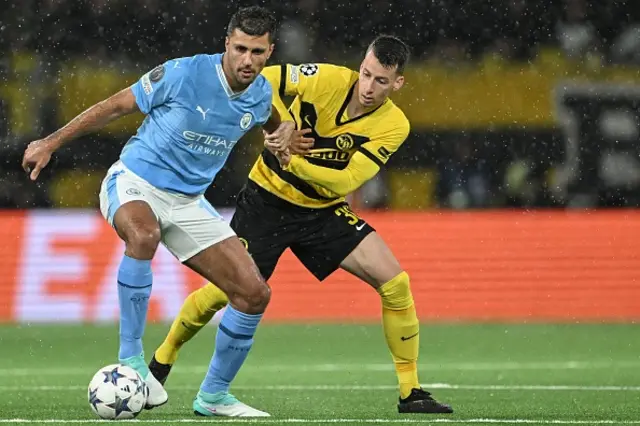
[200,305,262,394]
[117,255,152,360]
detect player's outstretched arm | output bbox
[22,88,139,180]
[281,119,410,196]
[276,127,408,197]
[283,151,381,197]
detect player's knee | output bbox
[124,226,161,259]
[232,279,271,314]
[377,271,414,310]
[245,280,271,312]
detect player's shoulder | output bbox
[296,63,357,99]
[374,101,411,140]
[249,73,273,102]
[387,101,410,133]
[302,63,356,83]
[146,55,200,86]
[169,54,215,75]
[252,73,272,92]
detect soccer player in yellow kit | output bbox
[149,35,453,414]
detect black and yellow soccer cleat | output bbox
[148,354,173,386]
[398,388,454,414]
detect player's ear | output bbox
[393,75,405,92]
[266,43,275,59]
[225,37,230,52]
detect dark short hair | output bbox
[367,35,411,75]
[227,6,277,43]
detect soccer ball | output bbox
[87,364,148,419]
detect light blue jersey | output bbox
[122,54,273,195]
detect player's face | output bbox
[225,29,274,88]
[358,50,405,108]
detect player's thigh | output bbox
[291,203,376,282]
[163,196,270,312]
[184,237,270,314]
[161,196,236,263]
[340,231,403,289]
[229,186,292,281]
[99,162,162,256]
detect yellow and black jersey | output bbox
[249,63,410,209]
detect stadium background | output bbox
[0,0,639,324]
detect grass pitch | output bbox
[0,323,638,425]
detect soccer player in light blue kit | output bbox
[22,6,292,417]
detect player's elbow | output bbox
[106,87,139,117]
[333,177,362,197]
[332,186,352,197]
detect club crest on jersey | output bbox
[299,63,318,76]
[336,134,354,151]
[240,113,252,130]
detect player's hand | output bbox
[22,138,57,181]
[275,148,292,168]
[289,128,314,155]
[264,120,296,151]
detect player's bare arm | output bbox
[262,105,283,134]
[262,108,298,155]
[22,87,139,180]
[262,106,315,154]
[264,126,314,155]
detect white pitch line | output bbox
[1,384,639,392]
[1,361,639,376]
[1,419,640,424]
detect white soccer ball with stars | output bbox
[87,364,148,419]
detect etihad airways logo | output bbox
[182,131,238,156]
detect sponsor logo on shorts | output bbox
[239,237,249,249]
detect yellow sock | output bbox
[377,271,421,399]
[155,283,228,365]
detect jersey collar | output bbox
[216,55,249,100]
[335,80,386,126]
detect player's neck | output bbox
[347,81,379,118]
[221,54,250,93]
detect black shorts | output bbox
[229,181,375,281]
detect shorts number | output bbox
[334,205,359,225]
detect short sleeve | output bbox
[130,59,186,114]
[262,63,338,98]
